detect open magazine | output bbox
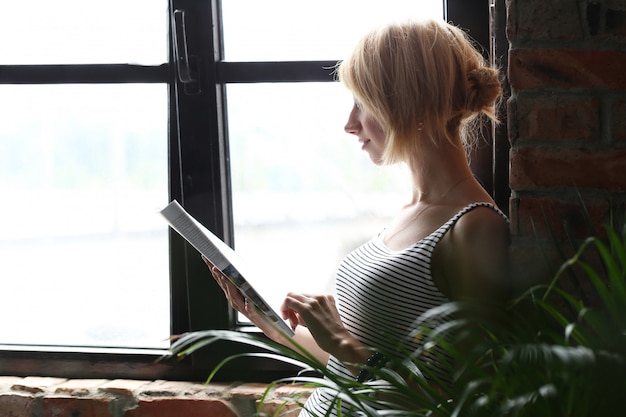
[160,200,294,337]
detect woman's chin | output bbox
[368,155,385,166]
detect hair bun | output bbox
[466,67,502,113]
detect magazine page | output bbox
[160,200,294,337]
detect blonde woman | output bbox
[209,18,509,416]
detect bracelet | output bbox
[357,351,388,382]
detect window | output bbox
[0,1,180,380]
[0,84,169,348]
[222,0,444,316]
[0,0,498,381]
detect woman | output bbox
[208,18,509,416]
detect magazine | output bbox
[159,200,294,337]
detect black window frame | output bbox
[0,0,506,382]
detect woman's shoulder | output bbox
[436,200,509,267]
[461,200,507,220]
[435,202,510,301]
[452,202,509,242]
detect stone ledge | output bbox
[0,376,313,417]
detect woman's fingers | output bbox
[201,256,248,312]
[280,293,349,353]
[281,308,302,330]
[284,293,336,317]
[203,256,224,284]
[201,255,216,270]
[281,294,304,329]
[201,256,291,344]
[281,293,337,329]
[221,277,245,310]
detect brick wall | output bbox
[506,0,626,287]
[0,377,312,417]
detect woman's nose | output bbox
[344,106,360,135]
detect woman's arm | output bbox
[203,258,342,365]
[434,207,511,375]
[440,207,510,305]
[291,325,330,365]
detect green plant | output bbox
[453,218,626,417]
[166,219,626,417]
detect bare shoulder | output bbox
[435,204,510,302]
[454,205,509,243]
[451,205,510,268]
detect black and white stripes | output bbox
[299,203,508,417]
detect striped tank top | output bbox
[299,202,508,417]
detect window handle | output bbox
[172,9,196,84]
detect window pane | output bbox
[222,0,444,61]
[0,85,169,348]
[1,1,167,65]
[227,83,410,314]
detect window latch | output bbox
[172,9,201,94]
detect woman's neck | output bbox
[406,143,474,205]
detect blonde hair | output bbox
[338,19,501,164]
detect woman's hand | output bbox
[203,257,368,371]
[281,293,345,351]
[202,256,291,345]
[203,256,245,310]
[282,293,370,371]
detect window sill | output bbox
[0,376,313,417]
[0,344,194,381]
[0,341,303,383]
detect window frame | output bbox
[0,0,504,382]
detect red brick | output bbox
[509,146,626,192]
[509,240,556,290]
[99,379,150,396]
[555,248,609,309]
[509,48,626,91]
[511,235,611,310]
[515,95,599,141]
[137,380,218,397]
[11,377,66,394]
[227,383,267,415]
[507,0,584,41]
[612,98,626,141]
[258,397,304,417]
[42,396,114,417]
[273,383,313,412]
[228,382,269,400]
[509,195,610,240]
[54,379,107,397]
[0,376,24,392]
[273,383,314,399]
[229,383,311,417]
[124,398,238,417]
[586,2,626,38]
[507,97,520,145]
[0,393,37,417]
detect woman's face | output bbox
[344,102,386,165]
